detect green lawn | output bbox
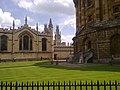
[0,61,120,83]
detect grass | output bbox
[0,61,120,83]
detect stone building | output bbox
[73,0,120,63]
[0,17,53,61]
[54,25,74,60]
[0,17,74,61]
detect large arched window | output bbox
[0,35,8,51]
[19,34,32,51]
[42,38,47,51]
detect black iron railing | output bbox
[0,81,120,90]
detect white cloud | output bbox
[63,15,76,29]
[53,15,76,43]
[0,8,21,28]
[12,0,75,15]
[61,35,74,43]
[30,24,44,32]
[18,0,33,10]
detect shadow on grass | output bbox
[0,61,120,72]
[32,61,120,72]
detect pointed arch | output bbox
[0,35,8,51]
[42,38,47,51]
[19,32,33,51]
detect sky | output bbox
[0,0,76,43]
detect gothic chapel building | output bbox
[0,17,54,61]
[73,0,120,63]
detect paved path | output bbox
[51,61,109,67]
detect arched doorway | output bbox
[83,37,93,63]
[110,34,120,57]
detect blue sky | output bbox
[0,0,76,43]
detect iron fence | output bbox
[0,81,120,90]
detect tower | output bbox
[48,18,53,35]
[54,25,61,46]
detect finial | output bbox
[36,23,38,31]
[44,24,48,32]
[48,18,53,28]
[13,20,15,29]
[25,16,27,25]
[56,25,59,34]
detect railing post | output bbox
[104,81,106,90]
[48,81,49,90]
[10,81,12,90]
[15,82,18,90]
[91,81,93,90]
[1,81,3,90]
[37,82,39,90]
[69,81,71,90]
[85,81,87,90]
[26,81,29,90]
[32,82,34,90]
[115,80,117,90]
[97,81,100,90]
[53,81,55,90]
[58,81,60,90]
[21,82,24,90]
[109,81,112,90]
[42,81,44,90]
[80,81,82,90]
[5,82,7,90]
[74,81,76,90]
[64,81,66,90]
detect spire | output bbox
[56,25,60,35]
[44,24,48,32]
[36,23,38,32]
[13,20,15,29]
[25,16,27,25]
[48,18,53,28]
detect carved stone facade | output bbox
[0,17,54,61]
[0,17,74,61]
[73,0,120,63]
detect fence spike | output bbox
[109,80,112,90]
[86,81,88,90]
[91,81,93,90]
[10,81,12,90]
[74,80,76,90]
[115,80,117,90]
[42,81,44,90]
[58,81,60,90]
[79,81,82,90]
[97,80,100,90]
[1,81,3,90]
[37,81,39,90]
